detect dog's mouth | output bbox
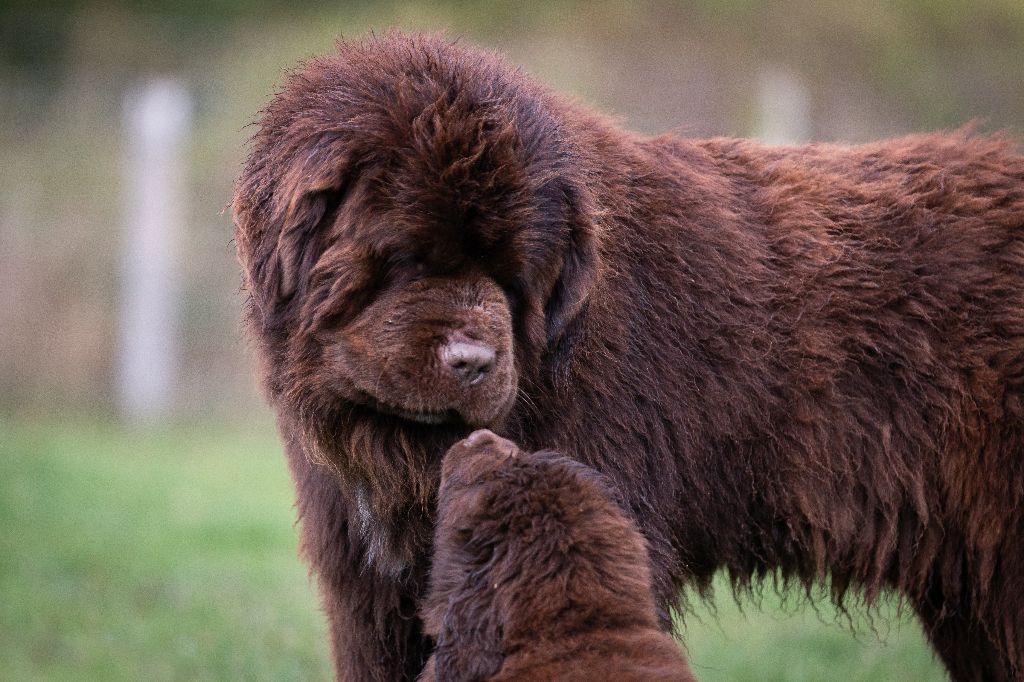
[378,404,460,425]
[354,392,461,425]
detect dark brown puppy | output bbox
[233,32,1024,681]
[419,429,695,682]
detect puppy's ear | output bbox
[545,181,600,345]
[432,590,505,682]
[232,138,347,312]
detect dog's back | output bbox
[420,429,695,682]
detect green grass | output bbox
[679,584,945,681]
[0,419,947,680]
[0,418,330,681]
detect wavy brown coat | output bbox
[233,32,1024,682]
[419,429,695,681]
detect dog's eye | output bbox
[374,250,423,288]
[500,280,525,311]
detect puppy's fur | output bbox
[233,32,1024,681]
[419,430,695,682]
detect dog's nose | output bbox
[463,428,499,448]
[440,341,496,385]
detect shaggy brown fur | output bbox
[419,429,695,681]
[233,32,1024,682]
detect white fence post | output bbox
[118,78,191,423]
[757,66,811,145]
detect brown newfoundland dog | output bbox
[233,32,1024,682]
[418,429,695,681]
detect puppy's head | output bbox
[233,33,599,441]
[422,430,661,679]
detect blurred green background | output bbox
[4,1,1023,679]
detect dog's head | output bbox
[233,33,599,439]
[421,430,659,680]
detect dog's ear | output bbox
[545,181,600,346]
[233,137,347,313]
[432,588,505,682]
[270,174,341,302]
